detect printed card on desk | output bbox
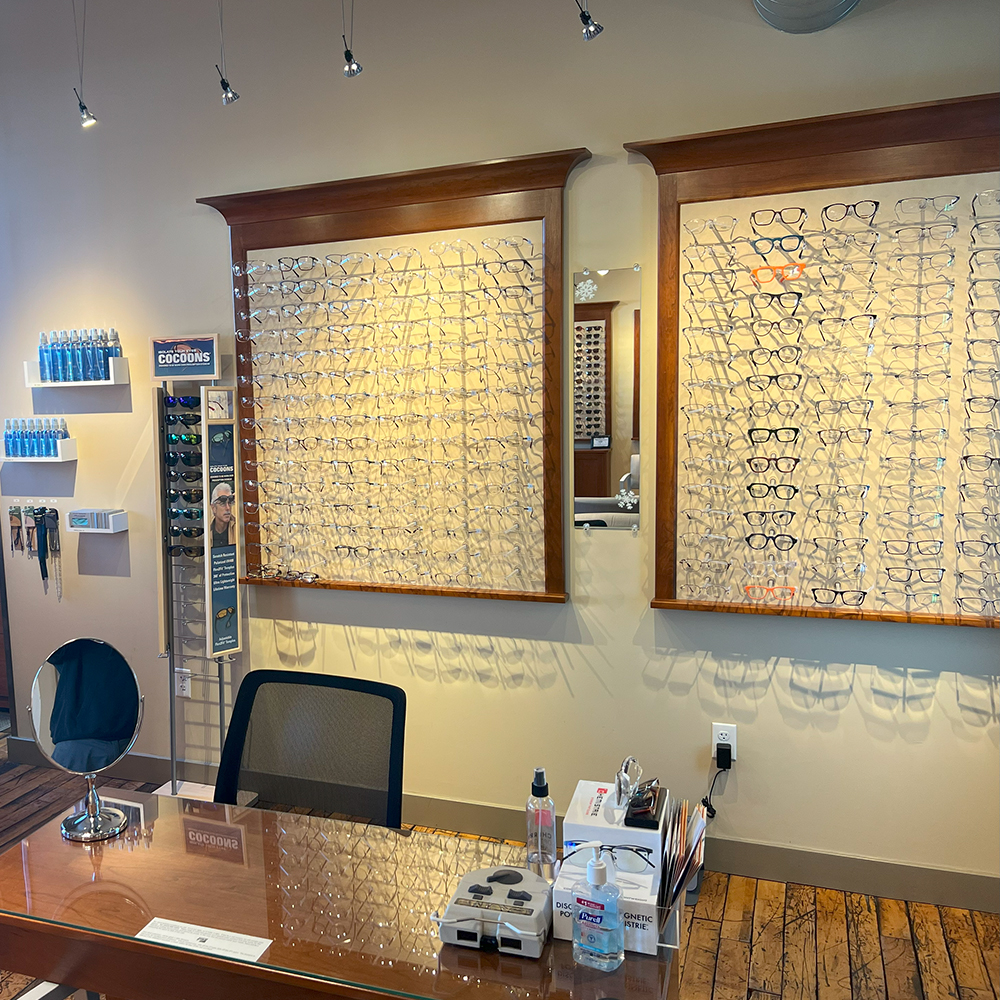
[136,917,271,962]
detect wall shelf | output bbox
[67,509,129,533]
[3,438,77,463]
[24,356,130,388]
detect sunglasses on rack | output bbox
[167,470,202,483]
[165,451,202,467]
[164,396,200,409]
[166,489,203,504]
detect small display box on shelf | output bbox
[67,508,129,533]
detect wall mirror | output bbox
[29,637,143,841]
[573,266,642,530]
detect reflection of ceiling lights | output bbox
[597,269,609,276]
[575,278,598,302]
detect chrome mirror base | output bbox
[61,774,129,842]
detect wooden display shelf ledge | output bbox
[242,575,568,604]
[650,598,998,628]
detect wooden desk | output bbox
[0,792,679,1000]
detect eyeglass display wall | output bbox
[236,224,548,596]
[573,314,610,441]
[200,149,591,603]
[626,93,1000,626]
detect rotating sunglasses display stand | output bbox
[154,382,243,796]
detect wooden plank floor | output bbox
[676,870,999,1000]
[0,738,997,1000]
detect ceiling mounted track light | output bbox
[216,65,240,105]
[71,0,96,127]
[216,0,240,104]
[341,0,363,77]
[73,87,97,128]
[574,0,604,40]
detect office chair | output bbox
[214,669,406,828]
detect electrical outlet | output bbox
[713,722,737,760]
[175,668,192,699]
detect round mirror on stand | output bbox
[28,638,144,842]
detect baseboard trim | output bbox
[705,836,999,913]
[7,739,995,912]
[6,736,218,786]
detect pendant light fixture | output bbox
[574,0,604,40]
[342,0,363,77]
[216,0,240,104]
[71,0,97,127]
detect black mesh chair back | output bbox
[214,670,406,828]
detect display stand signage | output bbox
[203,386,241,656]
[151,335,219,380]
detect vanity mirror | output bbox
[573,266,641,529]
[28,637,144,841]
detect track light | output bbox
[216,65,240,104]
[343,42,363,77]
[71,0,97,128]
[341,0,362,77]
[215,1,239,104]
[575,0,604,39]
[73,88,97,128]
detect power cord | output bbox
[701,769,726,819]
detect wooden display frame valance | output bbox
[625,94,1000,627]
[199,148,591,603]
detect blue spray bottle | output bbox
[38,332,52,383]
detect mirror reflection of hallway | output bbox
[573,267,641,529]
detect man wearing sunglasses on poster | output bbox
[210,482,237,547]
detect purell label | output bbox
[587,786,610,817]
[576,897,605,911]
[579,910,604,926]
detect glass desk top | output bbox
[0,792,677,1000]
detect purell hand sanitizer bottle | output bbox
[571,843,625,972]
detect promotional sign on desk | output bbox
[202,387,241,656]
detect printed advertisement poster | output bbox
[152,336,218,381]
[202,387,241,656]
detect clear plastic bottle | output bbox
[96,328,110,379]
[571,843,625,972]
[3,419,12,457]
[108,328,122,360]
[43,419,56,457]
[82,328,97,381]
[38,332,52,383]
[53,331,69,382]
[69,329,85,381]
[526,766,556,882]
[58,418,69,441]
[27,419,40,458]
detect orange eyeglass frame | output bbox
[751,263,806,285]
[744,584,797,601]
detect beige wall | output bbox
[1,0,997,877]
